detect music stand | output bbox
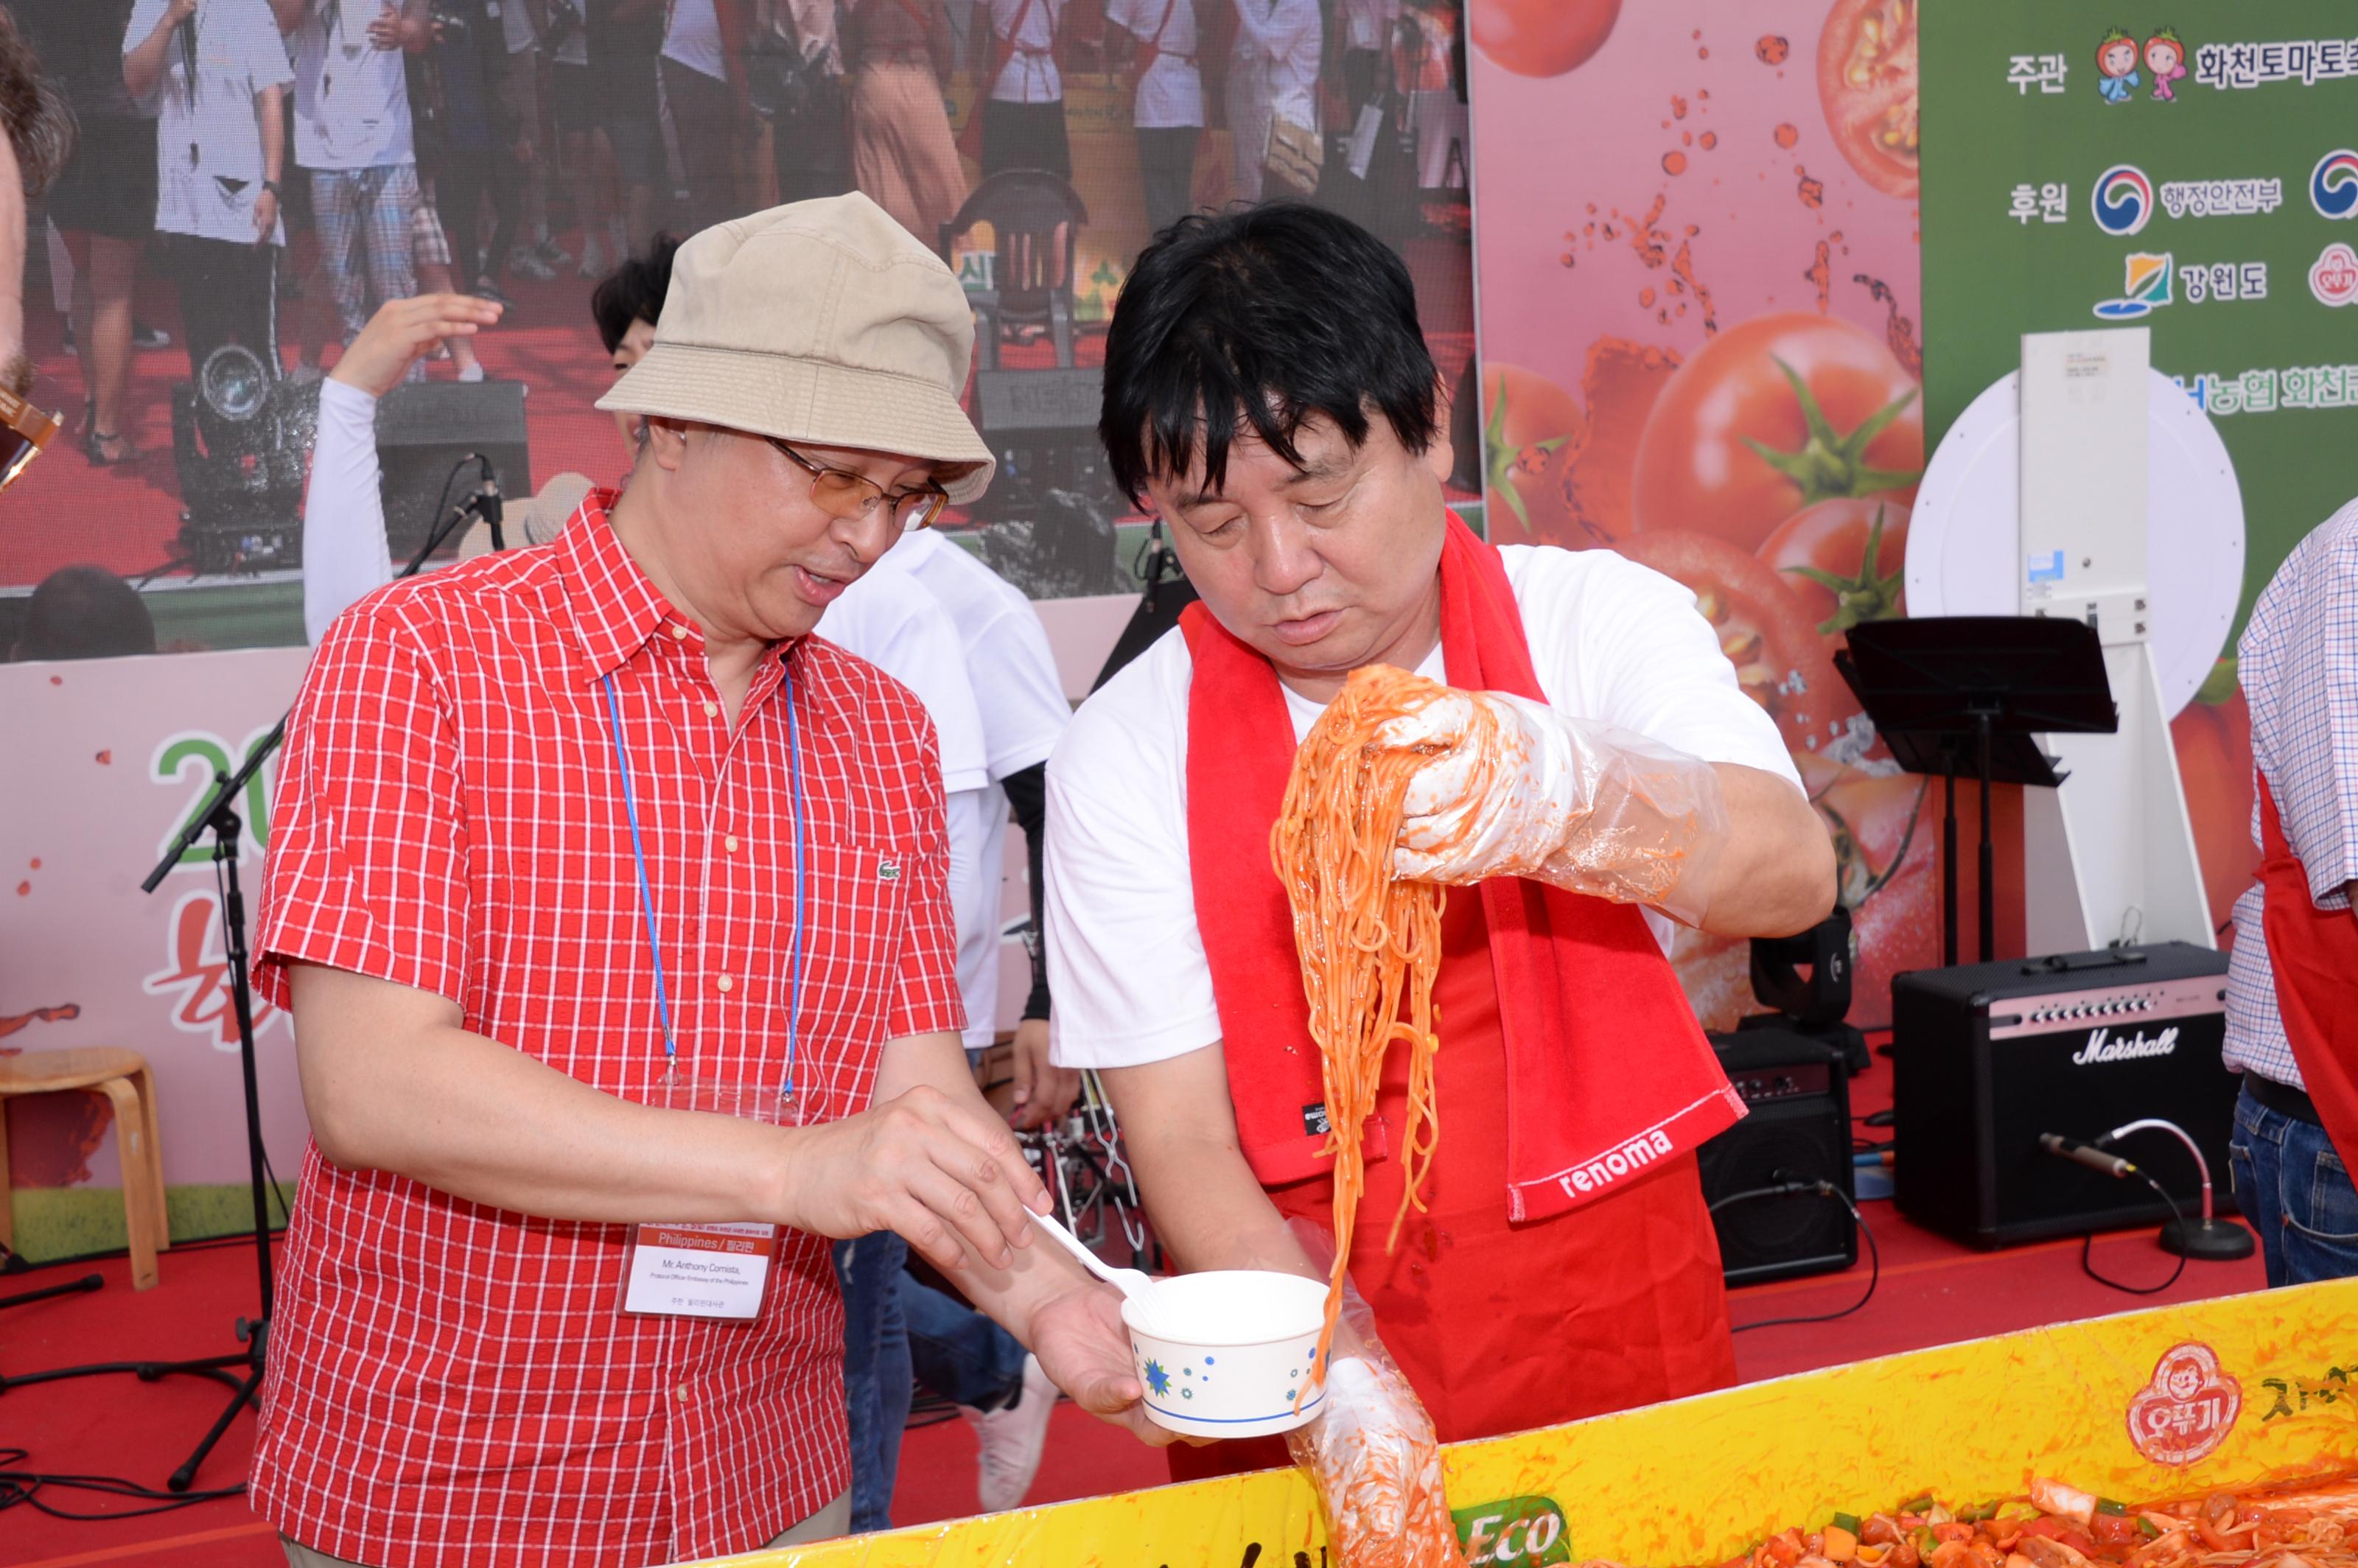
[1835,617,2116,966]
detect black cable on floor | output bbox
[0,1448,246,1520]
[2079,1175,2191,1296]
[1710,1180,1882,1333]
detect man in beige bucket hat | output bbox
[253,195,1155,1568]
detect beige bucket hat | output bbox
[597,192,996,503]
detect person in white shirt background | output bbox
[658,0,747,234]
[1105,0,1200,238]
[301,259,1084,1526]
[269,0,428,375]
[123,0,293,382]
[1224,0,1315,203]
[979,0,1068,180]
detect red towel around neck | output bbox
[1181,513,1744,1222]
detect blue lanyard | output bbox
[601,661,807,1096]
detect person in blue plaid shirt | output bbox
[2225,498,2358,1287]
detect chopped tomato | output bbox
[1816,0,1919,197]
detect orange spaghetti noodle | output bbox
[1273,664,1503,1386]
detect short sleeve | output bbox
[1511,546,1803,789]
[255,609,475,1012]
[1043,643,1223,1068]
[819,575,990,794]
[239,3,296,88]
[970,604,1069,781]
[883,710,970,1041]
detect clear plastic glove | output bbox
[1288,1354,1465,1568]
[1379,687,1729,928]
[1282,1219,1466,1568]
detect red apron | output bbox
[1169,813,1735,1483]
[2256,773,2358,1158]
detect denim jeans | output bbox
[903,1270,1029,1411]
[2228,1082,2358,1288]
[832,1233,911,1533]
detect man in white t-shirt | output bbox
[1225,0,1315,203]
[659,0,746,233]
[270,0,427,360]
[816,533,1077,1526]
[1105,0,1201,237]
[125,0,294,379]
[979,0,1067,179]
[1049,204,1836,1490]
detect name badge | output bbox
[620,1220,780,1320]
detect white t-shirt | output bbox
[820,556,990,797]
[886,529,1070,1043]
[890,529,1068,783]
[1106,0,1203,129]
[661,0,727,80]
[127,0,295,245]
[819,554,997,1043]
[291,0,416,169]
[988,0,1062,103]
[1043,545,1804,1071]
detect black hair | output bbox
[14,565,155,660]
[1098,203,1439,507]
[590,231,684,354]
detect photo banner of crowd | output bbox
[1,0,1474,660]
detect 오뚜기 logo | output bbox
[2093,164,2155,235]
[2312,242,2358,307]
[2312,150,2358,219]
[2127,1341,2242,1466]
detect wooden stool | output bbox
[0,1047,169,1289]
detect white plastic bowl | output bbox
[1119,1270,1331,1440]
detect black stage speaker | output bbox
[1892,942,2235,1249]
[1697,1024,1858,1287]
[375,380,531,564]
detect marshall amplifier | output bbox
[1698,1023,1857,1287]
[1892,942,2236,1249]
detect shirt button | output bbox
[676,1383,692,1404]
[670,624,690,641]
[716,973,734,993]
[724,835,740,853]
[702,700,718,718]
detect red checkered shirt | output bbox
[251,493,962,1568]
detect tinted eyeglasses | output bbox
[0,385,60,497]
[766,438,950,533]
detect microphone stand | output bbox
[0,475,498,1491]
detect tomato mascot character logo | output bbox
[2091,165,2155,237]
[2127,1342,2242,1466]
[2311,151,2358,220]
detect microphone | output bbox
[2040,1133,2140,1179]
[474,468,505,550]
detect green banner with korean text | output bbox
[1919,5,2358,939]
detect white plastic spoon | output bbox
[1031,1207,1155,1303]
